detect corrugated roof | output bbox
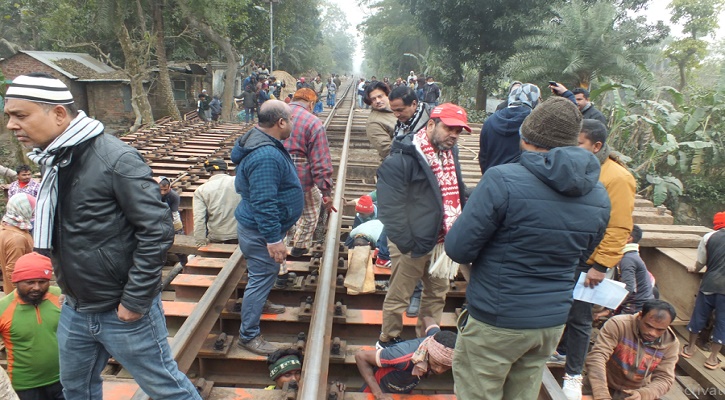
[21,50,117,79]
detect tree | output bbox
[152,0,181,120]
[398,0,561,110]
[665,0,725,90]
[502,0,666,90]
[359,0,428,79]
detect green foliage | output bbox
[502,0,663,89]
[595,80,725,208]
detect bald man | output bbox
[232,100,304,355]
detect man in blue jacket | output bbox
[232,100,304,355]
[478,83,540,174]
[446,97,611,400]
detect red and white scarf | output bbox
[413,128,461,279]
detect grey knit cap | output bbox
[520,97,582,149]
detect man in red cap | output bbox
[376,103,469,348]
[0,252,63,399]
[681,211,725,370]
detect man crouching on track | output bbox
[5,73,201,399]
[375,103,470,349]
[355,316,456,399]
[445,97,611,400]
[232,100,304,355]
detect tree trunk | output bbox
[475,70,487,111]
[153,0,181,120]
[117,23,154,132]
[182,13,240,121]
[678,62,687,91]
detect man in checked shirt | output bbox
[284,88,334,257]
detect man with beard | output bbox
[0,252,63,399]
[388,86,431,140]
[376,103,469,348]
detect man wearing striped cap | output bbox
[3,72,201,399]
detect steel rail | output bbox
[298,79,356,400]
[131,249,247,400]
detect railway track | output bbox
[89,78,722,400]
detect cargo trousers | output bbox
[379,242,449,341]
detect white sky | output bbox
[327,1,725,74]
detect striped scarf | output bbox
[413,128,461,280]
[27,111,104,250]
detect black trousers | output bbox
[16,381,64,400]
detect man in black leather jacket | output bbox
[4,73,200,400]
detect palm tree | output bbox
[503,0,656,89]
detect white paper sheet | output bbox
[572,273,629,309]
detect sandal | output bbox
[704,360,721,370]
[680,345,694,359]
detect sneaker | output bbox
[262,300,286,314]
[375,258,391,268]
[375,337,403,350]
[289,247,307,257]
[562,373,583,400]
[548,351,566,366]
[237,335,278,355]
[406,296,421,318]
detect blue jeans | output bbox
[245,108,255,123]
[57,295,200,400]
[357,93,364,108]
[237,224,280,342]
[376,228,390,261]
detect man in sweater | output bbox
[0,252,63,400]
[478,83,540,174]
[549,82,607,125]
[584,300,679,400]
[559,118,636,400]
[232,100,303,355]
[193,158,240,246]
[445,97,610,400]
[7,165,40,199]
[681,211,725,370]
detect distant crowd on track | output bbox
[0,70,724,400]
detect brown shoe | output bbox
[262,300,286,314]
[237,335,278,355]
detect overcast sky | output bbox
[326,1,725,74]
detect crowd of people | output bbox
[0,70,723,400]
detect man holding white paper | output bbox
[559,119,637,400]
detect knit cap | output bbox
[519,97,582,149]
[356,195,375,214]
[293,88,317,103]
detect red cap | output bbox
[714,211,725,231]
[430,103,471,132]
[300,77,306,82]
[12,252,53,283]
[356,195,375,214]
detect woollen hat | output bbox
[356,195,375,214]
[519,97,582,149]
[12,252,53,283]
[430,103,472,132]
[268,355,302,381]
[714,211,725,230]
[6,74,74,105]
[293,88,317,103]
[204,158,228,172]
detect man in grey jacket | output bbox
[4,73,200,400]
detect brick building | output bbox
[0,51,136,129]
